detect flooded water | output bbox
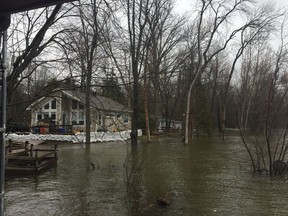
[4,135,288,215]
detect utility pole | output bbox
[0,15,10,216]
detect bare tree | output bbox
[102,0,152,145]
[145,0,185,135]
[7,4,74,103]
[237,14,288,175]
[59,0,112,145]
[104,0,185,143]
[125,0,152,145]
[183,0,279,144]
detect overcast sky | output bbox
[174,0,288,15]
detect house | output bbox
[27,89,132,133]
[158,118,182,132]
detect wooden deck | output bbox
[5,140,58,177]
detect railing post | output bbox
[8,139,12,153]
[30,144,34,157]
[25,141,29,155]
[35,149,39,168]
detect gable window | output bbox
[44,103,49,109]
[43,99,56,110]
[51,99,56,109]
[35,99,58,124]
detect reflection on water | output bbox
[4,135,288,215]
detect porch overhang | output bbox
[0,0,77,16]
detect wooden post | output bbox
[35,149,39,168]
[8,139,12,153]
[54,144,57,158]
[24,141,29,156]
[30,144,34,157]
[4,147,8,165]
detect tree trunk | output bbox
[143,59,151,142]
[85,73,91,147]
[185,71,200,144]
[221,105,226,140]
[131,58,139,145]
[131,81,139,146]
[184,82,193,144]
[144,95,151,142]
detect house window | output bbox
[72,100,77,109]
[44,103,49,109]
[37,113,42,121]
[35,112,56,124]
[78,112,84,125]
[72,100,84,110]
[71,111,77,125]
[160,120,165,128]
[51,99,56,109]
[51,112,56,122]
[123,114,129,123]
[43,99,56,110]
[71,111,85,125]
[98,112,103,126]
[62,113,67,125]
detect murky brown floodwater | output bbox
[4,134,288,216]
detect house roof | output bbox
[27,89,131,113]
[62,90,131,113]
